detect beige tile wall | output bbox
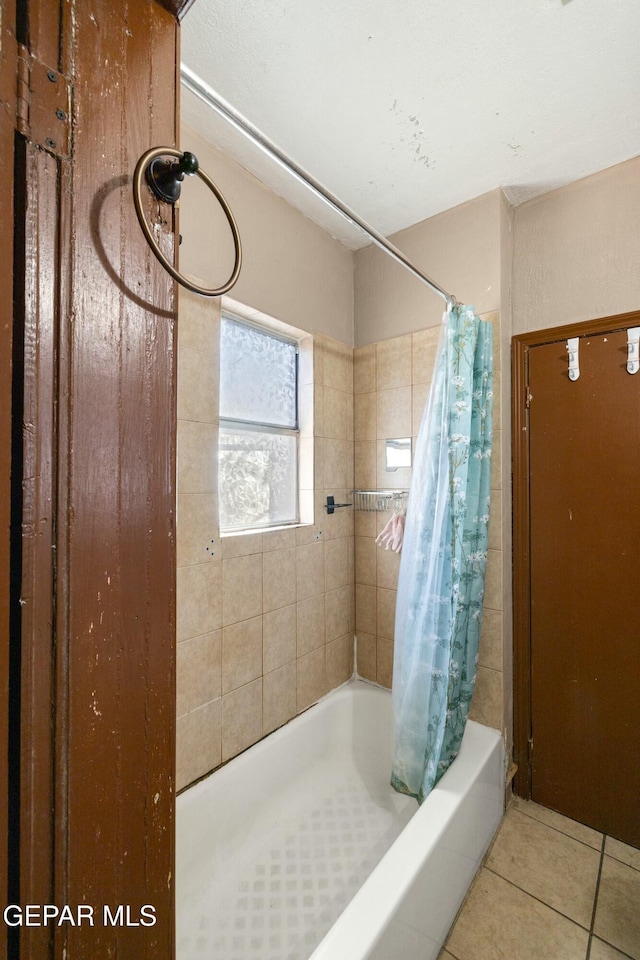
[176,289,355,791]
[176,292,504,790]
[353,312,505,732]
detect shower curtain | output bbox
[391,304,493,804]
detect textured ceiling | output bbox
[181,0,640,249]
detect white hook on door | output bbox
[627,327,640,374]
[566,337,580,381]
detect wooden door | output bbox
[0,5,17,957]
[7,0,191,957]
[514,315,640,847]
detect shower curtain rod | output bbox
[180,64,457,307]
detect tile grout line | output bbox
[585,832,606,960]
[511,803,604,854]
[515,801,640,869]
[483,865,593,933]
[587,835,638,960]
[602,848,640,874]
[447,807,639,960]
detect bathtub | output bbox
[176,679,503,960]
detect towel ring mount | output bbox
[133,146,242,298]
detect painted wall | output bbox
[499,191,514,754]
[512,155,640,334]
[179,122,354,345]
[353,189,503,346]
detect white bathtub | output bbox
[176,679,503,960]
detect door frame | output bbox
[511,308,640,800]
[0,4,16,950]
[7,0,194,956]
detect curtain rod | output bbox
[180,64,457,307]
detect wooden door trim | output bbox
[512,309,640,799]
[1,2,17,953]
[511,333,531,797]
[16,137,63,960]
[12,2,179,956]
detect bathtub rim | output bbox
[307,692,503,959]
[176,678,504,960]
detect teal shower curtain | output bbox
[391,304,493,803]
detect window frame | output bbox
[218,310,301,534]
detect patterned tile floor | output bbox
[439,797,640,960]
[177,770,415,960]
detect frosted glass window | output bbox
[219,428,298,531]
[220,317,297,428]
[219,314,299,532]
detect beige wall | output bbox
[353,189,503,346]
[498,191,514,748]
[512,156,640,335]
[176,288,355,790]
[352,314,505,736]
[179,122,354,345]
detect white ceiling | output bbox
[181,0,640,250]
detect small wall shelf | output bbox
[352,490,409,513]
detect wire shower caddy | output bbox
[351,490,409,513]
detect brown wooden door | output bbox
[0,5,16,957]
[8,0,190,957]
[527,324,640,846]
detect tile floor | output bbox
[438,795,640,960]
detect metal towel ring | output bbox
[133,146,242,297]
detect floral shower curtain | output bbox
[391,304,493,804]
